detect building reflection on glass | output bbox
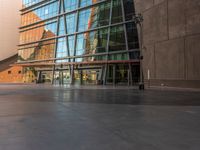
[18,0,140,85]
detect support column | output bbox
[129,63,133,86]
[120,0,133,86]
[103,64,108,85]
[37,71,42,84]
[70,65,74,85]
[113,65,116,86]
[103,0,114,85]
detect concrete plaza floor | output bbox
[0,84,200,150]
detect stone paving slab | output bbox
[0,84,200,150]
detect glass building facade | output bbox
[18,0,140,85]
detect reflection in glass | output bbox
[75,28,108,57]
[66,13,77,34]
[22,0,43,8]
[80,0,92,7]
[19,0,139,65]
[20,21,57,44]
[78,9,91,32]
[68,36,75,57]
[21,2,58,26]
[109,25,126,51]
[126,22,139,49]
[123,0,135,21]
[56,38,68,62]
[111,0,123,24]
[78,2,110,32]
[59,17,65,36]
[18,40,55,62]
[64,0,78,12]
[80,0,103,7]
[108,53,128,60]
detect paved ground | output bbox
[0,84,200,150]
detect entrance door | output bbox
[54,70,71,85]
[40,71,52,84]
[82,70,99,85]
[106,64,129,85]
[73,69,101,85]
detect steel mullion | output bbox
[120,0,133,85]
[17,49,140,64]
[73,0,80,63]
[51,0,62,84]
[103,0,113,85]
[62,0,70,62]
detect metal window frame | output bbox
[19,0,140,85]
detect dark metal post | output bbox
[133,14,144,90]
[113,65,116,86]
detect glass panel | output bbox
[75,34,85,62]
[80,0,92,7]
[94,55,107,61]
[20,21,57,44]
[68,35,75,57]
[95,28,108,53]
[97,2,110,26]
[111,0,123,24]
[80,0,103,7]
[35,40,55,61]
[18,40,55,62]
[82,70,99,85]
[78,2,110,31]
[123,0,135,21]
[66,13,76,34]
[22,0,43,8]
[18,48,35,61]
[108,53,128,60]
[75,28,108,58]
[23,67,37,83]
[109,25,126,51]
[116,64,128,83]
[56,38,68,62]
[64,0,78,12]
[129,51,140,60]
[59,17,65,36]
[21,2,58,26]
[126,22,139,49]
[78,9,91,32]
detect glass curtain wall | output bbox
[19,0,139,84]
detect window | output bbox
[109,25,126,51]
[20,21,57,44]
[66,13,77,34]
[21,2,58,26]
[80,0,103,7]
[78,2,110,31]
[64,0,78,12]
[59,17,65,36]
[68,36,75,57]
[78,9,91,32]
[123,0,135,21]
[126,22,139,49]
[111,0,123,24]
[56,38,68,62]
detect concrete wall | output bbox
[134,0,200,88]
[0,0,21,61]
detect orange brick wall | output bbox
[0,66,23,83]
